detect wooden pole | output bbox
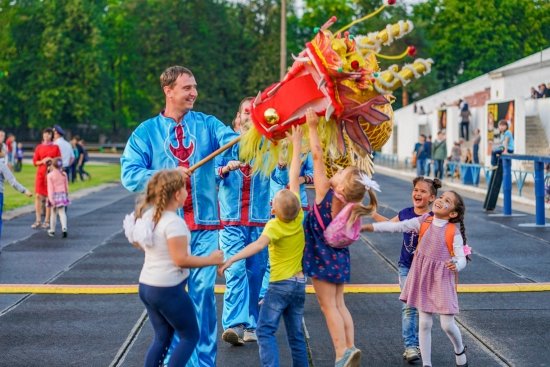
[189,135,241,173]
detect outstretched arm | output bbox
[286,125,302,196]
[361,217,420,233]
[168,236,224,268]
[218,235,270,275]
[305,108,330,203]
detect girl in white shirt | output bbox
[124,170,223,367]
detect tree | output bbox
[413,0,550,89]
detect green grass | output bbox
[3,163,121,211]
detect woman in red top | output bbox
[32,128,61,228]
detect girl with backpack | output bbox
[371,176,441,363]
[302,109,379,367]
[363,190,471,367]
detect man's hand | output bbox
[176,166,191,181]
[24,190,33,198]
[224,160,243,173]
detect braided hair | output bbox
[448,190,471,261]
[135,170,186,227]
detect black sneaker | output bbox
[62,231,67,238]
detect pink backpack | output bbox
[313,202,361,248]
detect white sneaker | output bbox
[243,329,257,342]
[403,347,420,362]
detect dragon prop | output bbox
[237,0,433,177]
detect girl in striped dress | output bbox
[363,191,469,367]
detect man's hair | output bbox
[274,189,300,222]
[160,66,194,89]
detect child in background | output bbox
[0,161,32,250]
[372,177,441,363]
[219,125,308,367]
[15,142,24,172]
[302,109,378,367]
[491,120,514,167]
[47,158,70,238]
[364,191,469,367]
[123,170,224,367]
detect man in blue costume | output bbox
[121,65,239,366]
[216,97,270,346]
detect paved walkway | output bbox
[0,166,549,366]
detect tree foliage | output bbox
[0,0,549,141]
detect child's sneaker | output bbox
[403,346,420,362]
[222,325,244,346]
[47,231,55,237]
[344,347,361,367]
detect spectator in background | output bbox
[0,130,7,165]
[472,128,481,164]
[424,135,432,176]
[539,84,549,98]
[52,125,75,181]
[32,128,61,229]
[448,141,462,178]
[491,120,514,167]
[531,86,542,99]
[15,143,24,172]
[463,148,473,164]
[413,134,429,176]
[70,136,83,183]
[432,131,447,180]
[77,138,91,180]
[6,134,16,171]
[459,102,471,141]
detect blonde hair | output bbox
[273,189,300,222]
[340,167,378,224]
[135,170,186,226]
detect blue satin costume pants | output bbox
[165,230,219,367]
[220,226,267,330]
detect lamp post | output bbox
[280,0,286,81]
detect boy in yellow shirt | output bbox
[219,125,308,367]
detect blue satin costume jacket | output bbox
[216,157,270,332]
[121,111,239,367]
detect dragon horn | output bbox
[374,58,433,94]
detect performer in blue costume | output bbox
[216,97,270,346]
[121,66,239,367]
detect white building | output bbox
[384,48,550,167]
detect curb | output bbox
[3,182,121,221]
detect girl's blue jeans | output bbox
[257,277,308,367]
[398,265,419,348]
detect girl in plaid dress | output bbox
[364,191,469,367]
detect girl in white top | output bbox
[123,169,223,367]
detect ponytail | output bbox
[348,189,378,225]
